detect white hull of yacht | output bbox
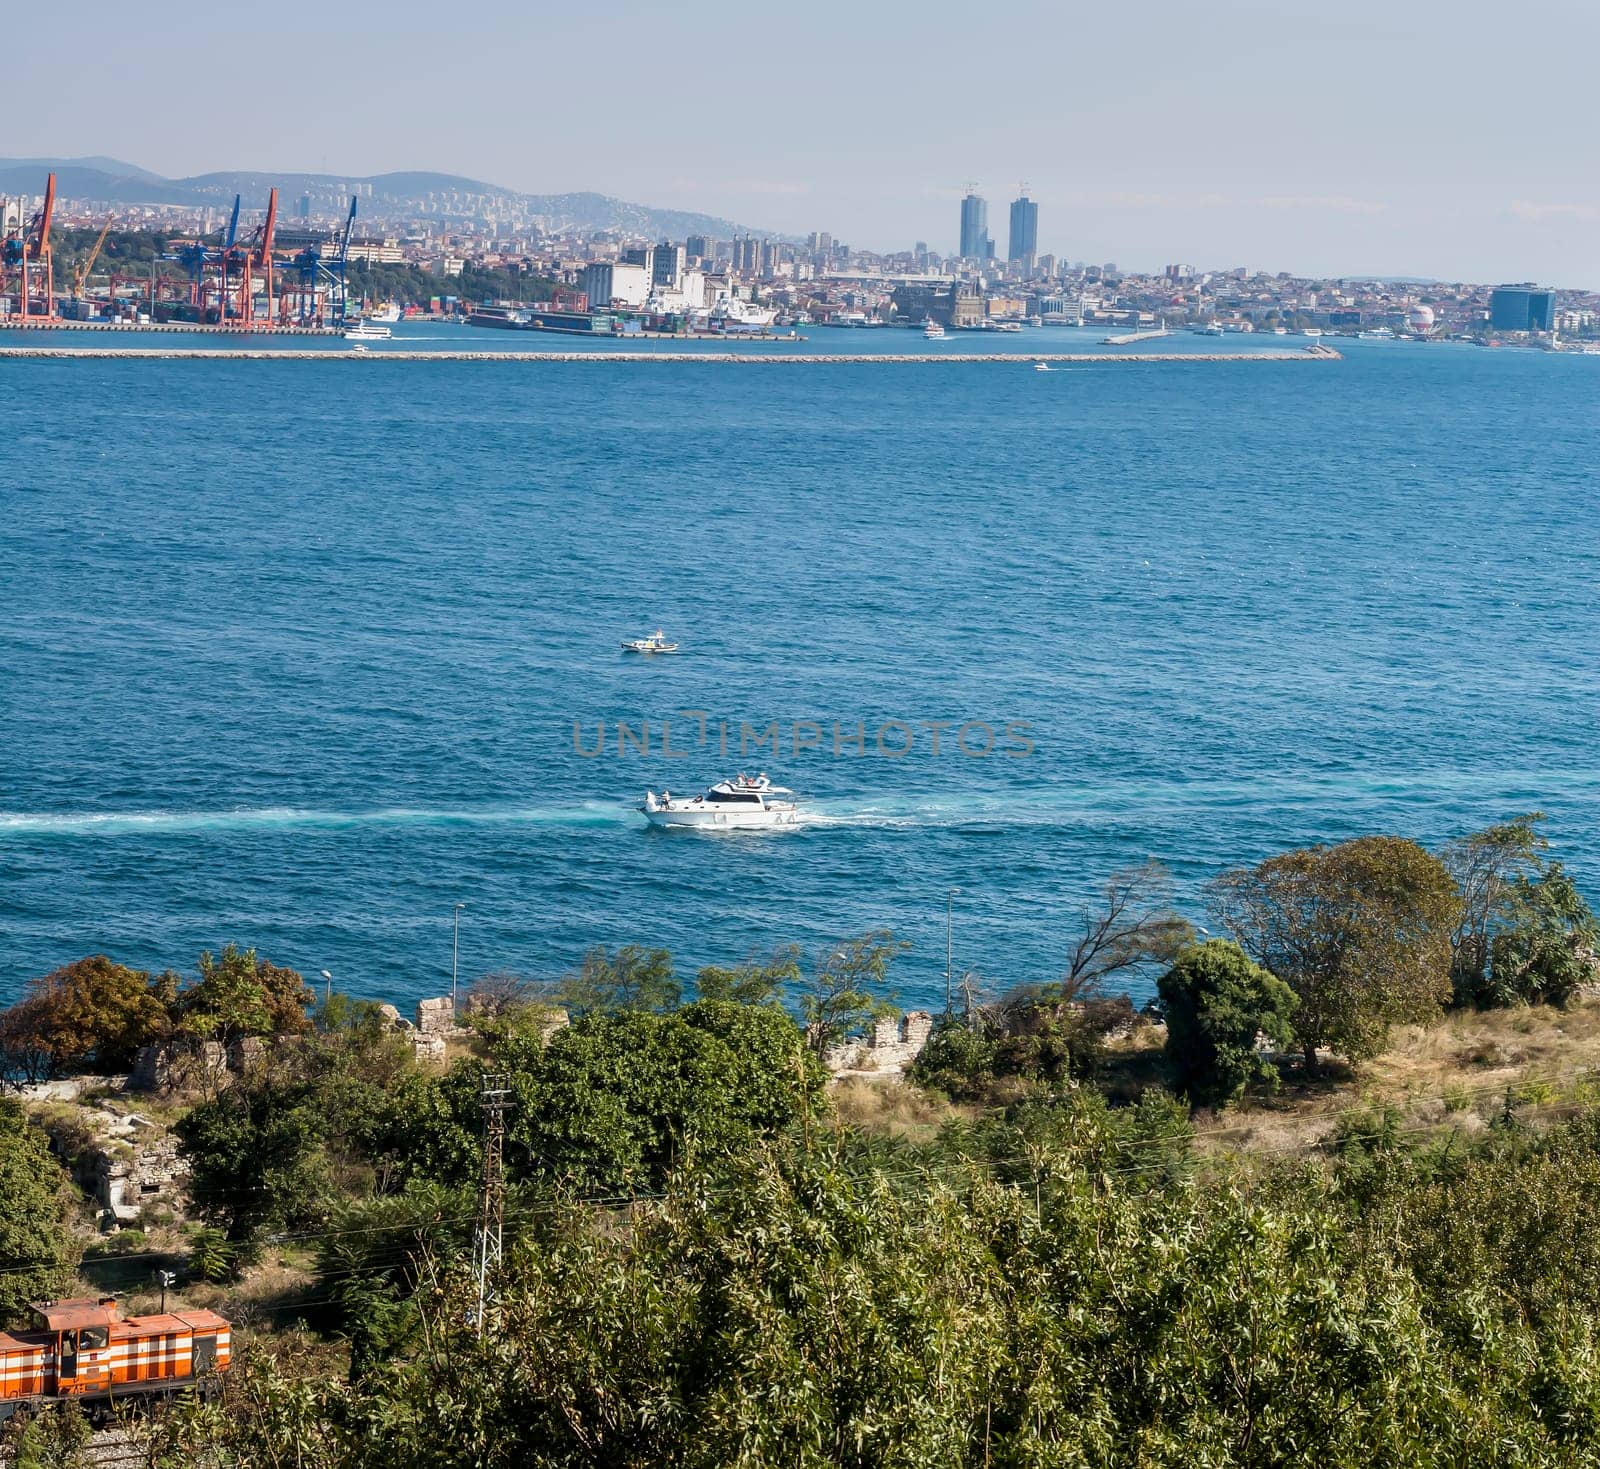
[643,803,802,830]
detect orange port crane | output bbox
[2,171,56,320]
[212,187,278,325]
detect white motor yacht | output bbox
[621,629,679,654]
[344,321,392,341]
[642,774,802,830]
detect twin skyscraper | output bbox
[959,186,1037,270]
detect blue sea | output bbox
[3,325,1597,1011]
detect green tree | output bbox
[1210,835,1461,1070]
[1486,863,1600,1007]
[175,1077,330,1241]
[906,1014,1000,1101]
[557,945,680,1016]
[1440,812,1549,1003]
[1157,939,1297,1107]
[797,930,907,1053]
[179,944,313,1043]
[381,1005,823,1196]
[0,1099,81,1322]
[694,945,802,1006]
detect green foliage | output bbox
[906,1016,1000,1101]
[179,944,313,1043]
[557,944,680,1016]
[694,945,802,1006]
[1441,812,1549,1003]
[346,258,560,308]
[8,1399,92,1468]
[796,930,906,1053]
[1211,835,1461,1067]
[1483,863,1600,1008]
[175,1077,331,1241]
[315,1182,470,1381]
[1158,939,1297,1108]
[0,1100,80,1323]
[187,1224,236,1283]
[382,1003,824,1197]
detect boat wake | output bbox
[0,802,636,838]
[3,769,1596,840]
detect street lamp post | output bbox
[320,970,333,1009]
[452,903,466,1009]
[946,888,961,1014]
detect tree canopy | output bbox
[0,1098,81,1322]
[1210,836,1461,1068]
[1157,939,1298,1107]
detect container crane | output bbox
[281,195,356,327]
[1,171,57,320]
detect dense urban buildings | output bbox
[3,167,1596,344]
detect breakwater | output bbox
[0,347,1341,363]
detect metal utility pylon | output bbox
[471,1073,512,1333]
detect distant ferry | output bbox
[1303,327,1324,339]
[344,322,391,341]
[924,318,946,340]
[364,302,402,324]
[1358,327,1395,340]
[709,296,777,329]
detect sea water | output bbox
[3,333,1597,1009]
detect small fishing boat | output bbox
[621,630,679,655]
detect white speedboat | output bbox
[1034,360,1053,371]
[642,774,802,830]
[621,629,679,654]
[924,318,946,339]
[345,321,392,341]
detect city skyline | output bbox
[9,0,1600,284]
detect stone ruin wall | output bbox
[825,1011,935,1077]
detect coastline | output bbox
[0,346,1342,363]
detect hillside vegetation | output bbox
[2,814,1599,1466]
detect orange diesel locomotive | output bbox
[0,1297,230,1425]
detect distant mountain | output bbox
[0,158,772,240]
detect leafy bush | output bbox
[1157,939,1297,1108]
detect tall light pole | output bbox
[452,903,466,1009]
[946,888,960,1015]
[320,970,333,1009]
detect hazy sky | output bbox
[16,0,1600,283]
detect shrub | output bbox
[1157,940,1297,1108]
